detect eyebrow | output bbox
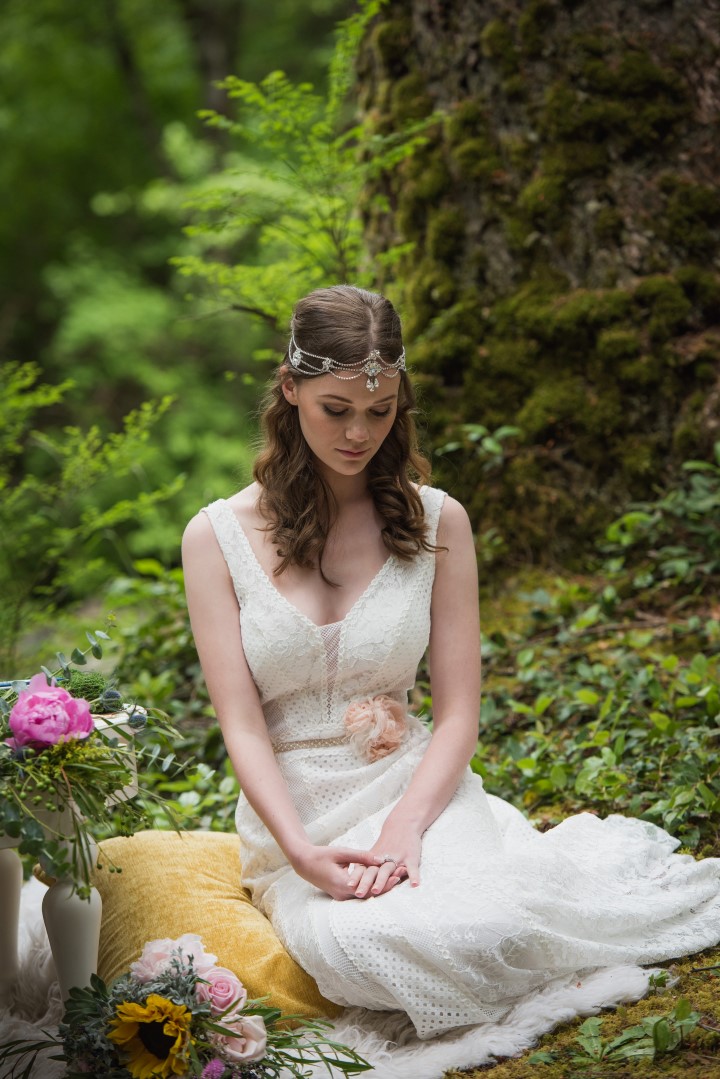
[318,393,398,404]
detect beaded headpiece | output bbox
[289,335,406,392]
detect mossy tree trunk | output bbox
[358,0,720,565]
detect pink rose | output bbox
[8,674,93,749]
[344,695,407,762]
[196,966,247,1015]
[215,1015,267,1064]
[131,934,218,983]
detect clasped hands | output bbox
[291,828,422,901]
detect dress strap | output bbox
[419,485,447,546]
[201,499,248,606]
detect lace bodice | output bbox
[202,486,444,748]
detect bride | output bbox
[182,284,720,1064]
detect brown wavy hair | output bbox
[253,285,437,580]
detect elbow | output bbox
[433,713,479,764]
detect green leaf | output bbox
[652,1017,671,1053]
[534,694,554,715]
[550,763,568,790]
[70,648,87,665]
[575,1016,604,1061]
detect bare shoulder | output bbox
[225,482,264,532]
[182,483,261,553]
[181,507,214,555]
[436,494,473,548]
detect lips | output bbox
[338,448,369,458]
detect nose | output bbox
[345,418,369,444]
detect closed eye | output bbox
[322,406,393,418]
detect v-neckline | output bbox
[220,500,395,632]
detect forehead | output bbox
[298,374,400,406]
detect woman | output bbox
[183,285,720,1066]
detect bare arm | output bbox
[182,512,381,900]
[351,496,481,895]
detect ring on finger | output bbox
[379,853,399,866]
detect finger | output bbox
[369,861,397,895]
[383,872,403,892]
[404,859,420,887]
[346,863,364,891]
[353,865,379,898]
[333,847,384,867]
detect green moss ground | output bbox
[444,946,720,1077]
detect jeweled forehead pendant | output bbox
[288,337,406,391]
[362,350,384,391]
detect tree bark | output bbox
[358,0,720,564]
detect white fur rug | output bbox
[0,879,659,1079]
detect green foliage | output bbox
[470,452,720,849]
[530,998,701,1067]
[173,0,436,332]
[0,363,181,670]
[600,442,720,593]
[104,560,238,830]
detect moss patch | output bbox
[448,945,720,1077]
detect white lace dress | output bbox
[203,487,720,1047]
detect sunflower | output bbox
[108,994,192,1078]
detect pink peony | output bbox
[215,1014,267,1064]
[344,695,407,762]
[196,966,247,1015]
[7,673,93,749]
[131,933,218,983]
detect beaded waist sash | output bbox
[272,734,350,754]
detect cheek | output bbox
[297,404,335,443]
[378,412,398,440]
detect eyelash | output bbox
[323,406,392,418]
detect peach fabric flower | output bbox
[343,695,408,762]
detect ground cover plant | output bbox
[472,444,720,854]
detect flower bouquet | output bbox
[0,935,371,1078]
[0,630,175,897]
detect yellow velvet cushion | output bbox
[91,830,340,1019]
